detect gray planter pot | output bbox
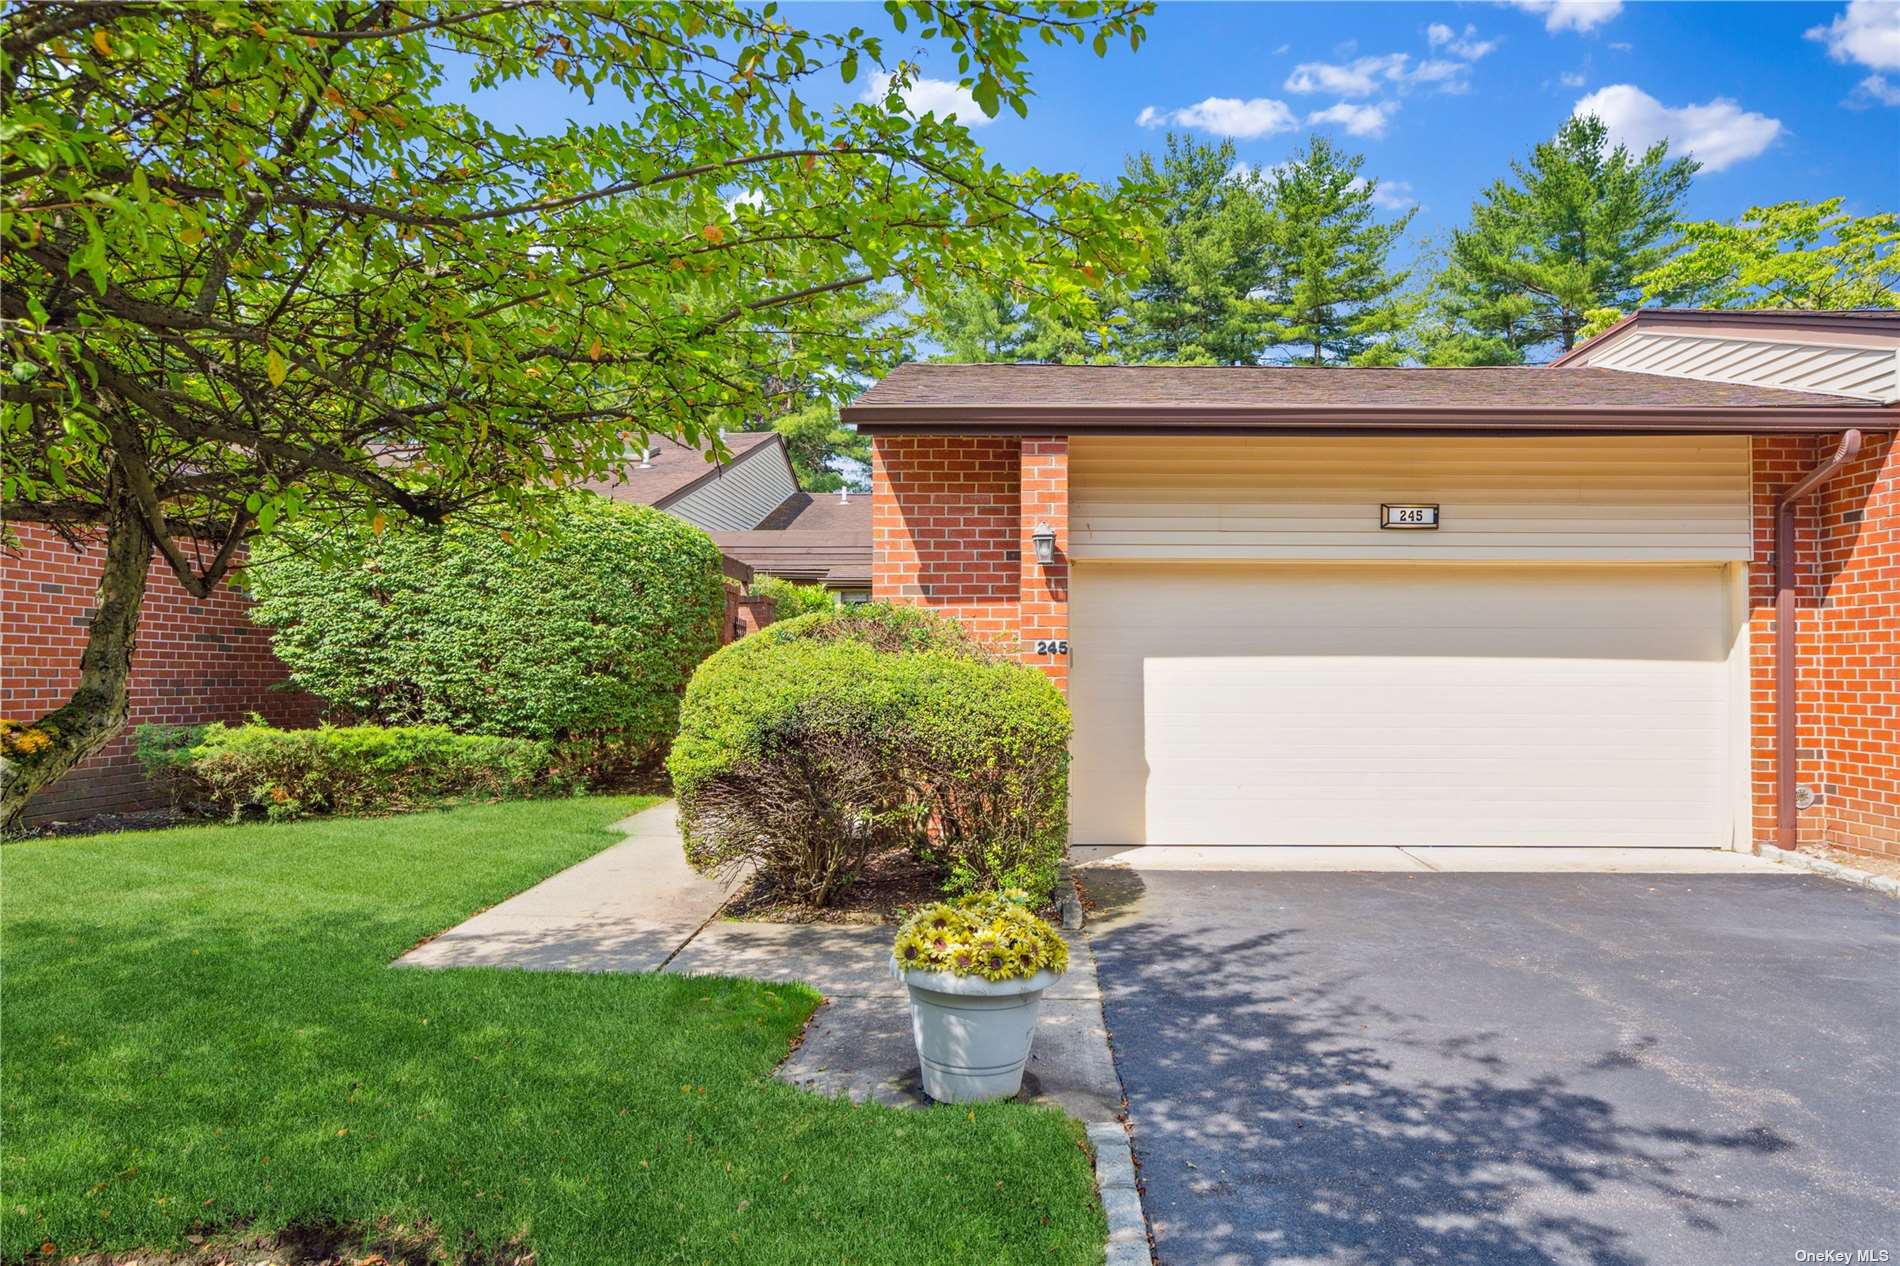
[893,960,1063,1103]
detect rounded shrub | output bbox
[669,604,1070,908]
[248,493,726,773]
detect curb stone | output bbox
[1088,1120,1151,1266]
[1770,849,1900,898]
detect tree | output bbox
[766,400,870,492]
[1631,197,1899,314]
[0,0,1149,826]
[1443,114,1698,359]
[1120,135,1272,364]
[1257,136,1414,365]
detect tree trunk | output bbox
[1,481,154,833]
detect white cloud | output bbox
[1807,0,1900,70]
[1137,96,1300,138]
[1287,49,1481,95]
[722,188,766,214]
[1350,176,1418,209]
[1850,72,1900,106]
[1427,23,1500,59]
[1286,53,1409,95]
[862,71,992,126]
[1560,70,1587,87]
[1308,100,1401,138]
[1504,1,1625,34]
[1272,42,1291,55]
[1573,83,1783,172]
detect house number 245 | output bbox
[1034,639,1070,656]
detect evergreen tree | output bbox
[1121,135,1274,364]
[1443,114,1697,359]
[1258,137,1415,365]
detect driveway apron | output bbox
[1085,867,1900,1266]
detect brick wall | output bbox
[870,434,1069,687]
[1751,432,1900,861]
[2,522,319,824]
[872,429,1898,857]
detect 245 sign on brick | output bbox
[1033,639,1070,656]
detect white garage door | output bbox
[1069,563,1734,848]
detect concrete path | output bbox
[397,800,734,972]
[397,800,1123,1120]
[670,920,1122,1120]
[1073,844,1783,874]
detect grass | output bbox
[1,796,1104,1264]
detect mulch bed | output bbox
[723,845,947,925]
[14,807,185,839]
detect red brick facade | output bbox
[1750,432,1900,860]
[875,429,1900,862]
[871,434,1069,684]
[3,523,318,824]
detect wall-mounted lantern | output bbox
[1031,522,1057,566]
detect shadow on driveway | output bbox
[1088,871,1899,1266]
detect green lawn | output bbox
[1,797,1104,1264]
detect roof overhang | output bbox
[842,404,1892,436]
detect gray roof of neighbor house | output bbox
[710,491,873,589]
[841,362,1894,434]
[582,431,784,509]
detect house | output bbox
[588,432,873,601]
[842,310,1900,862]
[709,490,874,603]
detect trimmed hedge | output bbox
[750,574,834,620]
[669,605,1069,907]
[246,494,725,774]
[138,721,559,820]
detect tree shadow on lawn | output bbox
[1092,919,1794,1266]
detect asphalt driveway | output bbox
[1084,867,1899,1266]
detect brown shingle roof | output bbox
[711,491,873,588]
[582,431,784,508]
[756,490,874,532]
[842,363,1891,434]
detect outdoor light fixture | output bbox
[1031,522,1057,565]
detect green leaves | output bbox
[1441,112,1699,357]
[2,0,1150,566]
[1631,198,1899,314]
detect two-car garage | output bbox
[1065,435,1751,850]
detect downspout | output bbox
[1772,429,1864,852]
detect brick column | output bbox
[1019,436,1069,692]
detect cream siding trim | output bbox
[662,441,800,532]
[1069,561,1735,848]
[1583,329,1900,402]
[1070,436,1751,562]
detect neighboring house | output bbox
[709,490,874,602]
[843,309,1900,863]
[590,431,874,601]
[587,431,798,533]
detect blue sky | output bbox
[456,1,1899,271]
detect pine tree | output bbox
[1257,137,1416,365]
[1442,114,1698,359]
[1121,135,1275,364]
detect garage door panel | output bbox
[1070,563,1732,848]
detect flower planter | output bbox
[894,962,1063,1103]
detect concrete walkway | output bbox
[397,800,734,972]
[398,800,1123,1120]
[1073,844,1784,873]
[672,919,1122,1120]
